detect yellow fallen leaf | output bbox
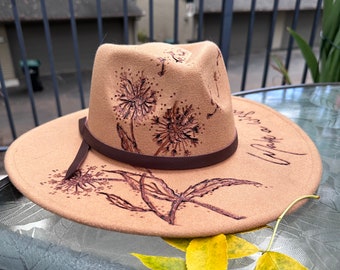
[163,238,192,252]
[226,234,259,259]
[186,234,228,270]
[131,253,186,270]
[255,251,307,270]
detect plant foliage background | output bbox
[275,0,340,83]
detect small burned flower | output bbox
[48,166,108,196]
[152,103,200,156]
[114,72,157,123]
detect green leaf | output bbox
[322,0,334,38]
[131,253,186,270]
[226,234,259,259]
[320,26,340,82]
[321,0,340,64]
[255,251,307,270]
[163,238,192,252]
[287,27,319,82]
[271,55,292,85]
[186,234,228,270]
[322,0,340,46]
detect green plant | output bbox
[131,195,319,270]
[271,55,292,85]
[138,31,150,43]
[286,0,340,83]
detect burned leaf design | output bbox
[140,173,178,201]
[47,167,264,225]
[103,169,148,191]
[152,103,200,157]
[101,170,263,225]
[181,178,263,220]
[101,170,179,223]
[182,178,262,200]
[99,192,150,212]
[117,123,140,153]
[140,174,176,223]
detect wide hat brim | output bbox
[5,96,322,238]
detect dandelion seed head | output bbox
[113,72,157,123]
[152,103,200,156]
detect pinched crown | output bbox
[87,41,236,162]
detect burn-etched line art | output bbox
[156,48,190,76]
[157,57,166,77]
[164,48,190,63]
[207,49,224,119]
[44,166,109,196]
[113,72,157,153]
[152,102,200,156]
[44,167,264,225]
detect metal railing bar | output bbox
[123,0,129,44]
[197,0,204,41]
[0,65,17,141]
[96,0,104,44]
[219,0,234,68]
[0,146,9,153]
[149,0,154,41]
[40,0,62,117]
[173,0,179,44]
[0,175,10,190]
[282,0,301,85]
[261,0,279,88]
[240,0,256,91]
[68,0,85,109]
[11,0,39,126]
[301,0,322,83]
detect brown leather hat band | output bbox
[64,117,238,179]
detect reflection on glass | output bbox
[310,85,340,111]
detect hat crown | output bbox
[87,41,236,161]
[5,41,322,237]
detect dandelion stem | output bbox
[265,194,320,252]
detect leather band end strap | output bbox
[64,118,90,180]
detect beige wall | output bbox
[135,0,321,53]
[0,24,18,86]
[6,19,136,77]
[136,0,194,43]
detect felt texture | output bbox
[5,41,322,237]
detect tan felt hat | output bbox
[5,41,322,237]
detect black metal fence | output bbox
[0,0,323,151]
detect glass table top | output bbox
[1,83,340,269]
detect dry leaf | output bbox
[186,234,228,270]
[226,234,259,259]
[131,253,186,270]
[163,238,192,252]
[255,251,307,270]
